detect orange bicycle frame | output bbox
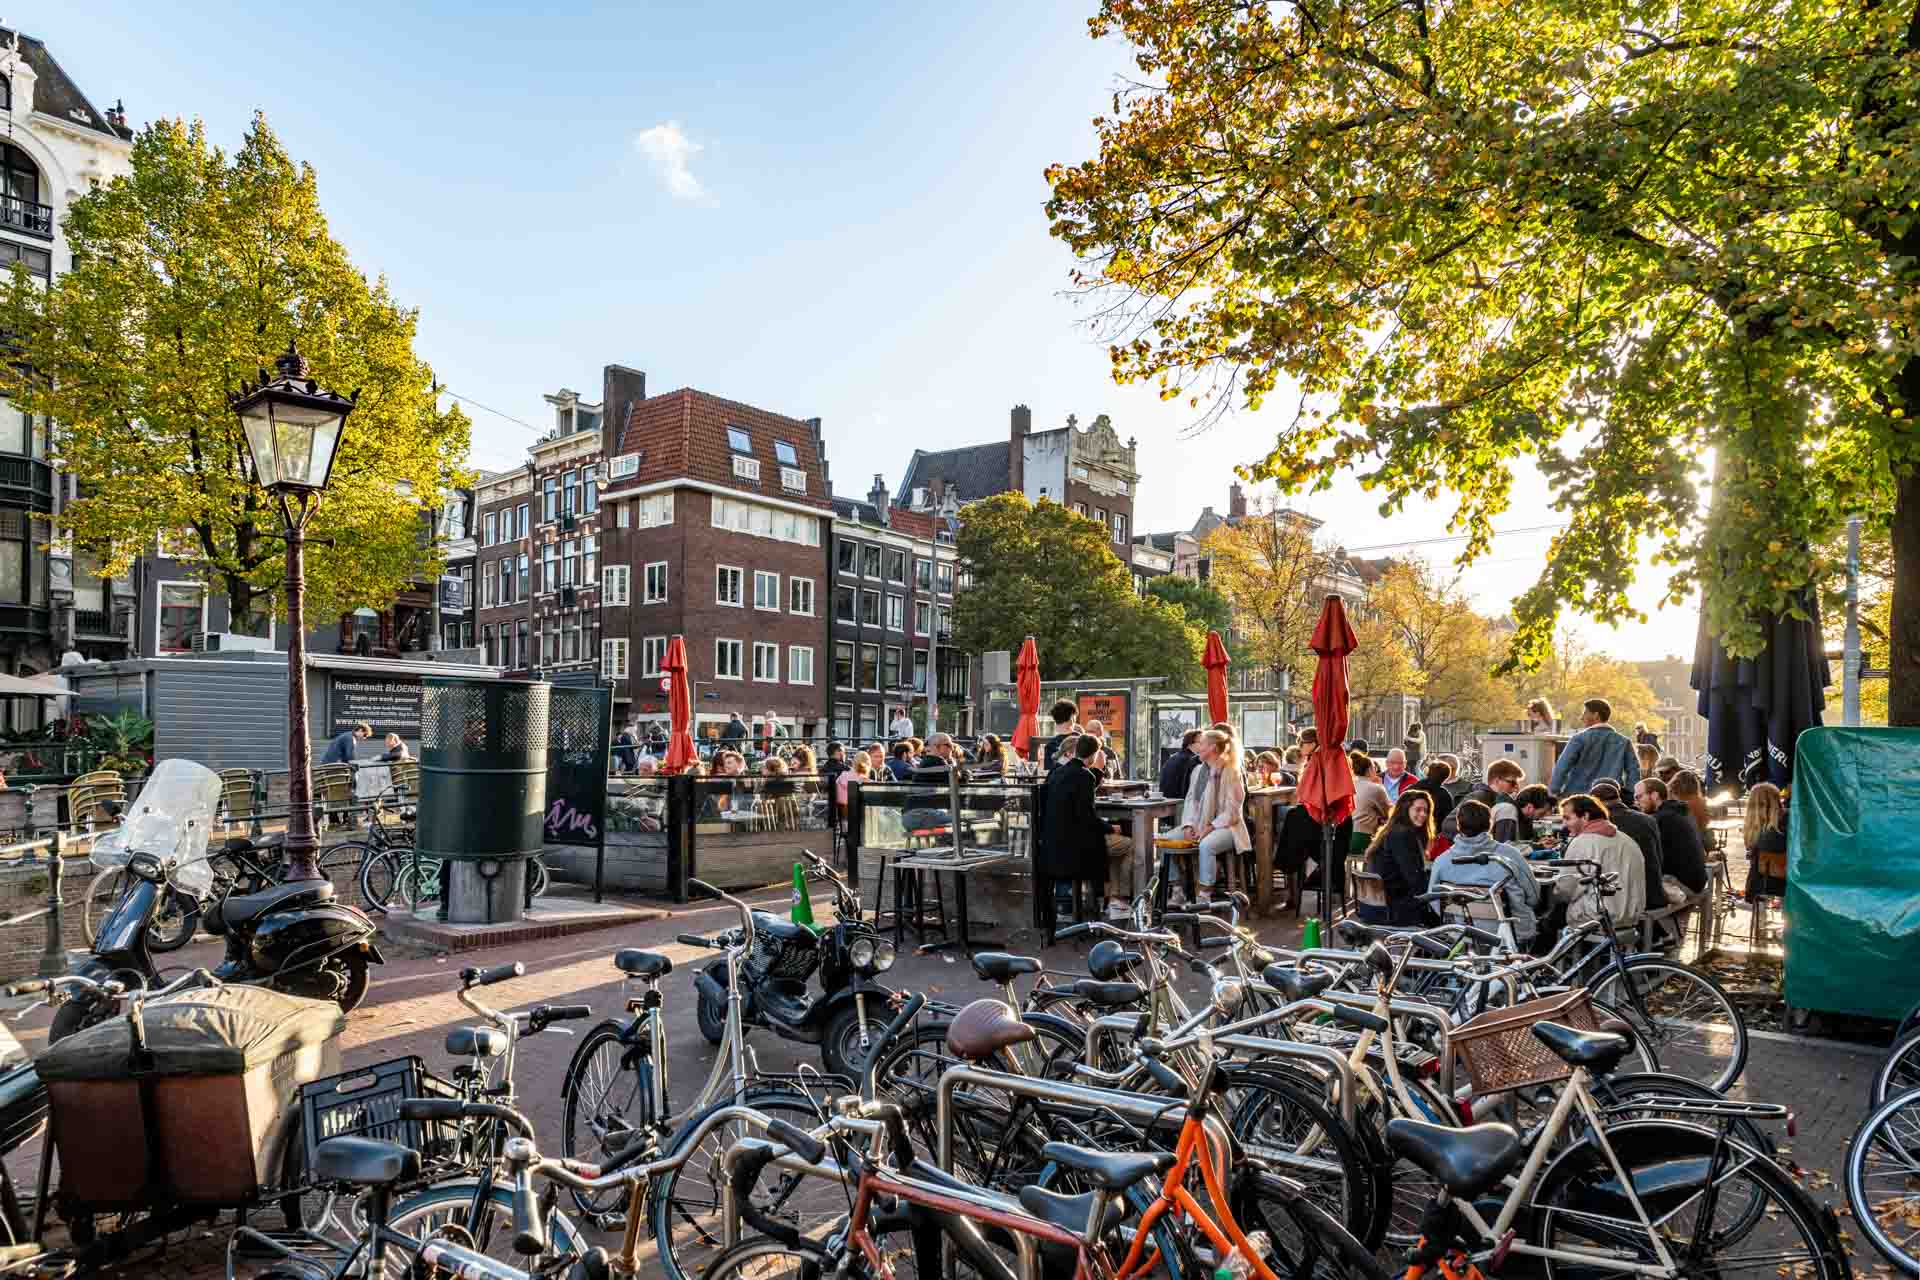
[1113,1108,1279,1280]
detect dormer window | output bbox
[726,426,752,453]
[774,440,799,467]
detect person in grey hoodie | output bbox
[1430,799,1540,945]
[1549,698,1641,798]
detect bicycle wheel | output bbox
[529,857,550,899]
[1589,957,1747,1092]
[561,1019,653,1218]
[649,1087,844,1280]
[1225,1066,1387,1250]
[318,841,376,903]
[359,848,403,911]
[699,1238,852,1280]
[1872,1027,1920,1108]
[1232,1168,1391,1280]
[1536,1120,1846,1280]
[385,1179,588,1274]
[1846,1086,1920,1274]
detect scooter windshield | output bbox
[107,759,223,897]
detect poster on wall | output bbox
[545,685,611,850]
[1076,692,1129,762]
[328,676,424,739]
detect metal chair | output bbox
[311,763,355,830]
[1348,869,1389,914]
[67,770,126,830]
[217,768,262,835]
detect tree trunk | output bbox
[1890,463,1920,726]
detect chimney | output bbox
[1009,404,1030,496]
[600,365,646,458]
[807,416,830,495]
[868,473,889,525]
[1229,482,1246,519]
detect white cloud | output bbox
[632,121,707,201]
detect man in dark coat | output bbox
[721,712,749,752]
[1040,736,1130,926]
[1158,730,1203,799]
[1041,699,1078,773]
[1591,780,1665,912]
[1636,776,1708,893]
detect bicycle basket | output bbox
[298,1055,463,1183]
[1451,989,1602,1094]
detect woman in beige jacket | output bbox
[1179,728,1253,892]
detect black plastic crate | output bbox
[298,1055,461,1176]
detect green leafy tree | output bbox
[0,116,468,626]
[953,493,1202,686]
[1146,574,1232,637]
[1199,501,1334,691]
[1366,560,1521,736]
[1047,0,1920,723]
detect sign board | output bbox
[329,675,423,739]
[659,673,673,693]
[439,575,467,613]
[1076,692,1129,761]
[544,685,611,851]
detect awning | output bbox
[0,673,68,698]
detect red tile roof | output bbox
[886,509,937,539]
[608,388,833,511]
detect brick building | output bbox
[597,385,833,742]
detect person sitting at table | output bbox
[1158,729,1203,800]
[901,732,970,836]
[1591,780,1664,913]
[380,733,412,763]
[1430,799,1539,946]
[865,742,887,775]
[1511,783,1555,845]
[887,742,916,781]
[1669,769,1713,841]
[1042,700,1079,772]
[973,734,1011,776]
[1635,775,1707,896]
[1560,793,1646,930]
[1179,728,1251,898]
[1743,782,1788,900]
[1350,750,1391,854]
[1048,733,1080,780]
[836,751,871,818]
[789,743,817,776]
[1357,789,1437,927]
[1380,748,1413,803]
[1407,758,1455,835]
[1463,759,1524,840]
[1635,743,1660,781]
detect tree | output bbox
[1344,607,1421,739]
[952,493,1203,686]
[1366,560,1520,736]
[1047,0,1920,723]
[1511,634,1663,737]
[0,117,468,626]
[1200,500,1335,690]
[1146,574,1232,637]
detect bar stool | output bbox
[1153,834,1197,912]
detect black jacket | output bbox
[1042,731,1073,774]
[1653,799,1708,893]
[1039,758,1112,880]
[1606,801,1666,911]
[1359,827,1434,927]
[1158,748,1201,800]
[721,716,749,747]
[1277,802,1352,873]
[1408,778,1454,829]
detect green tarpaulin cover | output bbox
[1784,727,1920,1020]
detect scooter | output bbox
[50,759,382,1042]
[692,849,898,1080]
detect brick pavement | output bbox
[3,893,1889,1278]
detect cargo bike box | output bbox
[36,984,344,1209]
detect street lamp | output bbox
[233,340,356,883]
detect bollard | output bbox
[38,831,67,978]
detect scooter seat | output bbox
[207,877,334,935]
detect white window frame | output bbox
[602,565,630,606]
[914,601,930,636]
[608,452,640,479]
[641,635,667,676]
[155,580,209,655]
[601,638,629,679]
[632,494,674,529]
[885,594,904,631]
[753,570,781,612]
[715,638,744,680]
[752,640,780,683]
[789,645,814,686]
[780,467,806,492]
[732,455,761,482]
[716,564,744,608]
[789,577,814,617]
[643,561,668,604]
[774,440,799,467]
[616,503,631,528]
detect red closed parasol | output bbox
[1203,630,1231,726]
[1012,636,1041,759]
[1298,596,1357,828]
[660,635,696,774]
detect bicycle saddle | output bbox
[970,952,1041,984]
[1039,1141,1175,1191]
[1261,964,1336,1003]
[1086,940,1141,981]
[614,949,673,979]
[1071,979,1147,1008]
[445,1026,507,1058]
[946,998,1037,1060]
[1532,1021,1631,1075]
[1017,1184,1123,1241]
[313,1136,421,1188]
[1384,1119,1523,1199]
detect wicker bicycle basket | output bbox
[1451,989,1604,1095]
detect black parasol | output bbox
[1689,589,1831,790]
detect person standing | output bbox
[721,711,749,752]
[1549,698,1641,797]
[1559,794,1646,929]
[1041,735,1133,923]
[1041,700,1078,772]
[1176,728,1251,898]
[888,707,915,740]
[612,725,639,775]
[1358,790,1437,927]
[1591,780,1664,913]
[321,721,371,765]
[1636,776,1707,894]
[1526,699,1557,734]
[1633,722,1660,751]
[1402,723,1426,774]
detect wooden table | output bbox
[1247,786,1297,916]
[1096,796,1181,901]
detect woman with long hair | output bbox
[1743,781,1788,899]
[1671,769,1712,838]
[974,734,1011,775]
[1526,698,1556,733]
[1177,727,1251,896]
[1360,789,1437,926]
[788,743,817,775]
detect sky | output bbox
[31,1,1702,663]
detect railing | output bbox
[74,608,129,638]
[0,455,52,509]
[0,196,52,240]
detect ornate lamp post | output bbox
[233,341,355,883]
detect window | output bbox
[789,646,814,685]
[789,577,814,616]
[616,503,630,529]
[837,541,858,575]
[859,643,879,691]
[936,564,954,595]
[500,556,516,603]
[544,627,559,665]
[601,638,629,679]
[880,550,902,582]
[732,455,761,482]
[608,453,640,479]
[915,559,931,590]
[0,239,50,282]
[834,585,855,622]
[642,635,667,676]
[716,565,743,607]
[584,473,597,513]
[726,426,752,453]
[563,626,579,662]
[752,641,780,682]
[603,566,630,606]
[753,570,780,611]
[914,601,930,635]
[858,704,881,740]
[1112,512,1128,543]
[715,638,744,680]
[1094,507,1106,525]
[834,641,855,688]
[709,498,821,546]
[885,594,904,631]
[484,512,497,546]
[563,470,580,517]
[157,582,205,652]
[833,703,853,740]
[482,625,497,665]
[1074,465,1089,479]
[779,467,806,492]
[543,476,559,523]
[1116,479,1130,494]
[1073,502,1088,517]
[564,539,581,586]
[542,543,559,593]
[499,625,513,671]
[483,562,497,607]
[629,494,673,528]
[861,546,881,578]
[644,561,668,604]
[883,646,903,689]
[913,649,929,693]
[775,440,799,467]
[516,619,530,668]
[516,504,529,539]
[860,590,881,626]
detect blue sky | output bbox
[34,1,1699,661]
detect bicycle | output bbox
[1845,1084,1920,1275]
